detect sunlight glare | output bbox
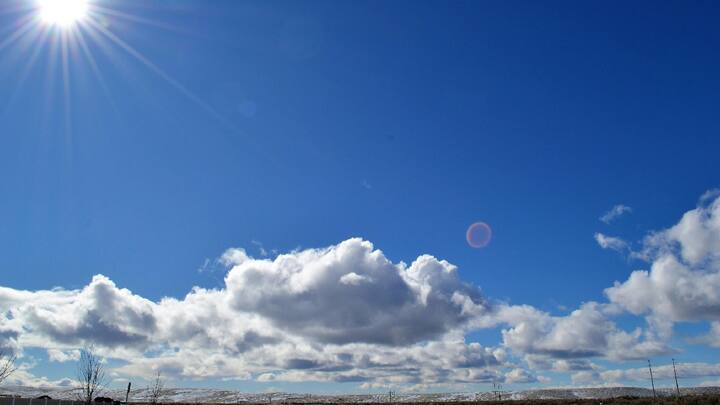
[37,0,89,27]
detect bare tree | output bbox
[76,347,106,405]
[148,371,165,405]
[0,350,17,384]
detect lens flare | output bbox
[466,222,492,248]
[37,0,89,27]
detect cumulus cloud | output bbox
[10,237,659,388]
[2,366,76,388]
[504,368,538,384]
[594,233,629,252]
[581,362,720,383]
[225,239,487,345]
[606,255,720,321]
[47,349,80,363]
[0,321,20,355]
[600,204,632,224]
[708,322,720,347]
[339,272,371,286]
[10,275,157,351]
[605,194,720,324]
[700,189,720,205]
[498,303,670,361]
[3,191,720,390]
[525,355,599,373]
[0,238,525,388]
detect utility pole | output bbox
[387,390,395,404]
[648,360,656,399]
[125,382,132,404]
[672,358,681,396]
[491,383,504,401]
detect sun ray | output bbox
[84,18,230,128]
[0,0,283,174]
[0,24,52,115]
[60,29,73,151]
[6,0,233,133]
[73,24,118,112]
[41,21,61,134]
[0,1,34,17]
[0,17,39,53]
[82,16,281,167]
[78,18,168,104]
[90,6,189,35]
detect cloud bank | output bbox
[1,193,720,389]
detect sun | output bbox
[37,0,89,27]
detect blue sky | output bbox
[1,0,720,395]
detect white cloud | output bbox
[2,191,720,390]
[339,272,372,286]
[251,240,269,257]
[9,275,157,351]
[498,302,670,362]
[694,321,720,348]
[710,322,720,347]
[600,204,632,224]
[593,362,720,383]
[0,318,20,355]
[605,194,720,323]
[594,233,628,252]
[224,239,487,345]
[700,378,720,387]
[47,349,80,363]
[3,369,76,388]
[700,189,720,205]
[605,255,720,321]
[0,238,526,387]
[504,368,538,384]
[570,370,600,385]
[666,198,720,265]
[7,237,663,387]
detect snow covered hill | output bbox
[2,386,720,403]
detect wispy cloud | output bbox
[600,204,632,224]
[594,233,628,252]
[251,240,269,257]
[700,188,720,204]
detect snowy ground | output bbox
[1,386,720,403]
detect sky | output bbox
[0,0,720,395]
